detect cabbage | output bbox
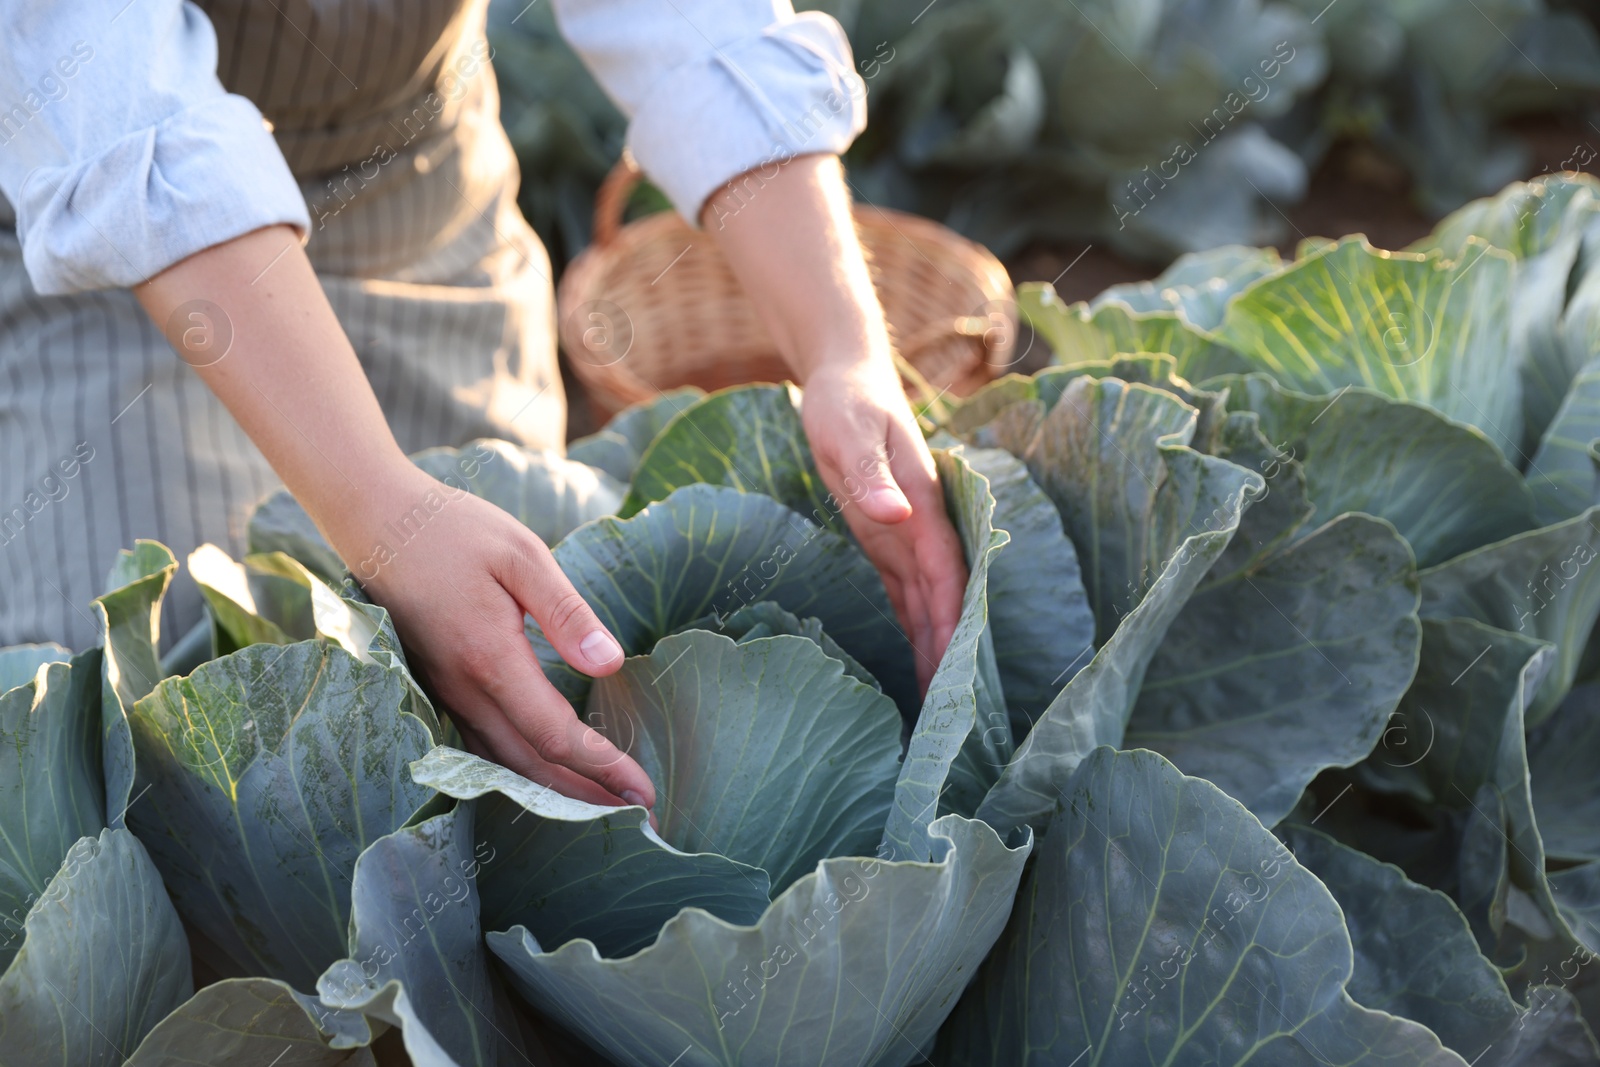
[13,174,1600,1064]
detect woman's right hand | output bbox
[134,227,650,807]
[329,464,657,811]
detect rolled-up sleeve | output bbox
[0,0,309,296]
[554,0,866,222]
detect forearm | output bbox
[133,225,415,559]
[701,154,892,382]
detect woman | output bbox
[0,0,966,810]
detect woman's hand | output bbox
[703,155,969,688]
[800,358,967,692]
[135,226,654,809]
[337,465,657,809]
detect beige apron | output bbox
[0,0,563,650]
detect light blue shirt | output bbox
[0,0,867,296]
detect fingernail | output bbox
[867,486,911,512]
[580,629,623,668]
[621,789,648,808]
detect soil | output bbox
[561,112,1600,439]
[1008,112,1600,302]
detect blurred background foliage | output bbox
[489,0,1600,273]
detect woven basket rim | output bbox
[556,181,1016,416]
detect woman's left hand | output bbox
[798,356,968,693]
[703,152,968,692]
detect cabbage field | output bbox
[7,172,1600,1065]
[494,0,1600,265]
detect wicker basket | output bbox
[556,154,1016,419]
